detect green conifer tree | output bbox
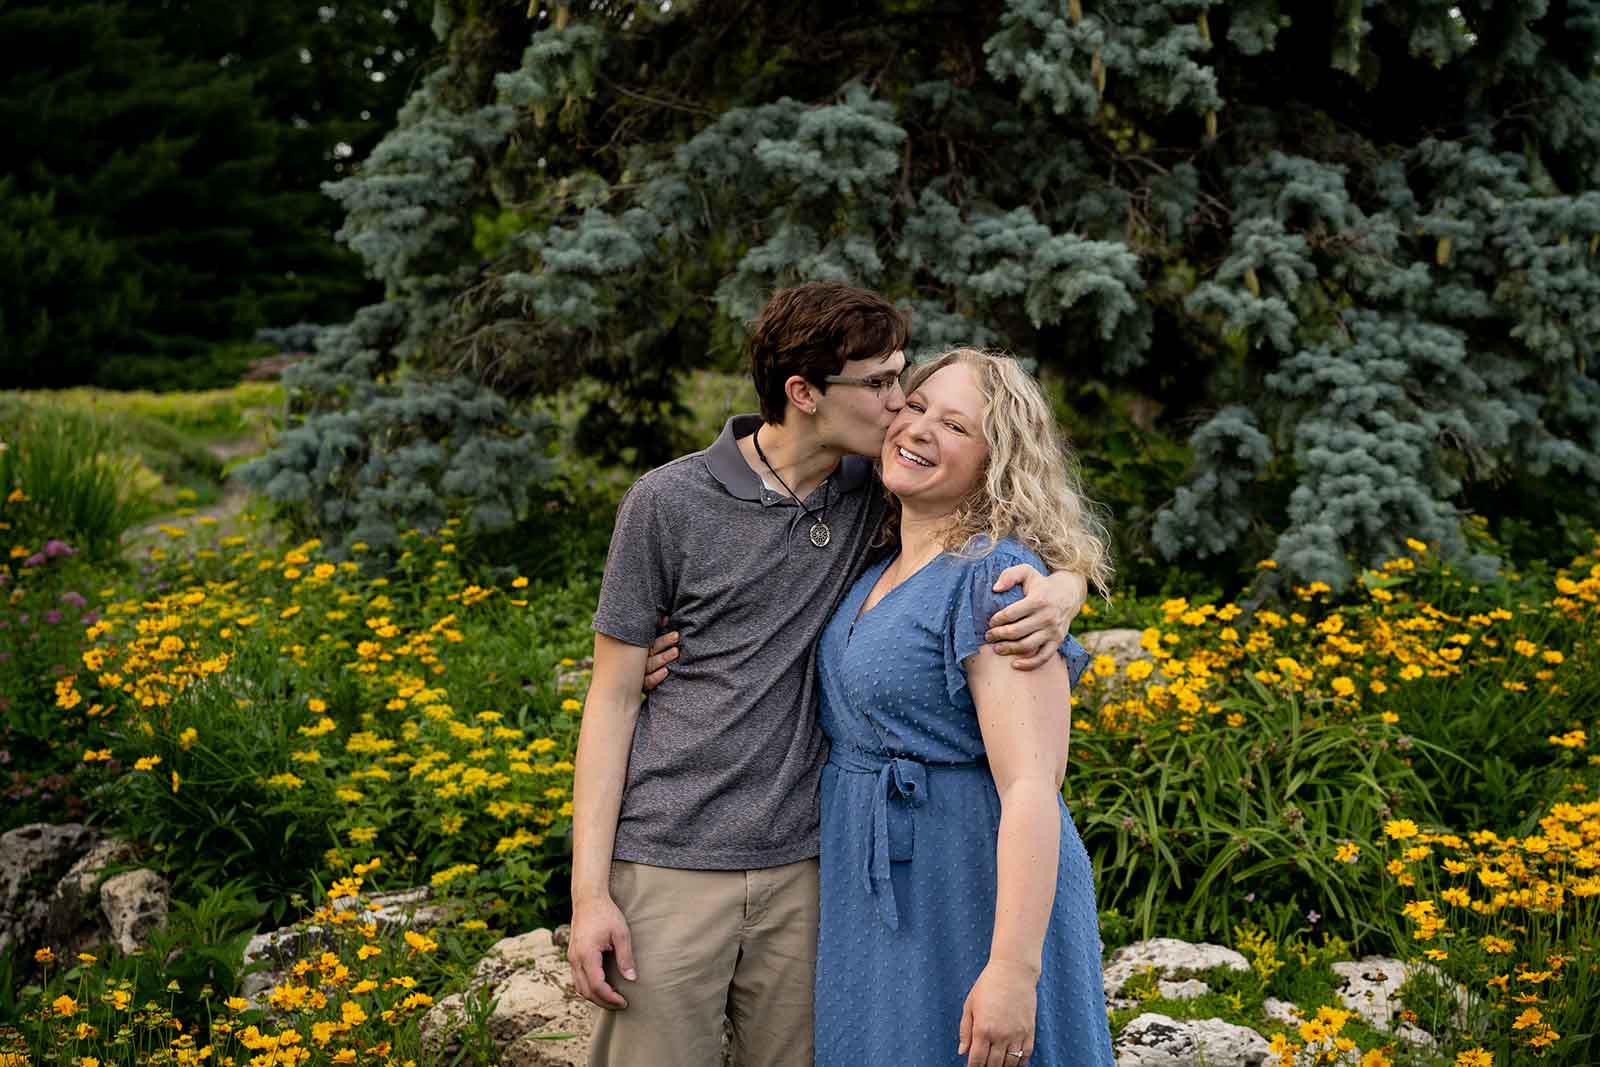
[254,0,1600,582]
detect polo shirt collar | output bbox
[705,414,873,501]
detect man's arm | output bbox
[985,566,1089,670]
[637,567,1088,679]
[567,632,650,1009]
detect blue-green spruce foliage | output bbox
[253,0,1600,581]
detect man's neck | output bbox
[738,418,843,503]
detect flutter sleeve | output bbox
[943,542,1090,703]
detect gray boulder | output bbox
[1115,1012,1271,1067]
[0,823,96,954]
[1332,956,1466,1049]
[100,869,169,954]
[1103,938,1250,998]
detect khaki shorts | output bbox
[588,857,819,1067]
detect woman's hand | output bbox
[642,615,679,691]
[986,565,1088,669]
[958,958,1039,1067]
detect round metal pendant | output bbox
[809,522,832,548]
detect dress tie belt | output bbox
[827,746,981,931]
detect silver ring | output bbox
[1007,1053,1024,1060]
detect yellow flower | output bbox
[308,698,328,713]
[34,947,54,963]
[133,755,162,771]
[1454,1051,1493,1067]
[171,770,181,793]
[1334,842,1360,864]
[53,994,78,1017]
[267,772,305,790]
[1125,659,1154,682]
[78,1059,100,1067]
[560,697,583,712]
[404,930,438,954]
[1384,819,1420,840]
[1511,1006,1542,1029]
[108,989,131,1011]
[1481,935,1515,954]
[1330,676,1356,697]
[1380,711,1399,724]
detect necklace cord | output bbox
[753,427,831,541]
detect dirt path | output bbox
[119,418,276,561]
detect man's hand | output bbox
[643,621,679,691]
[567,893,637,1009]
[985,566,1087,670]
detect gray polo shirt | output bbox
[592,414,886,869]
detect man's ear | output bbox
[783,374,820,416]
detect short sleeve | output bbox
[591,477,677,647]
[943,546,1092,702]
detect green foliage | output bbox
[0,0,434,385]
[91,343,278,395]
[0,178,141,384]
[94,640,346,928]
[0,399,151,560]
[1066,538,1599,951]
[269,0,1600,584]
[1071,687,1423,947]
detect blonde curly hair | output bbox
[882,348,1113,598]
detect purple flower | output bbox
[22,553,45,568]
[43,539,76,558]
[17,614,27,626]
[60,591,87,610]
[82,610,100,625]
[1307,910,1322,925]
[43,610,61,625]
[1244,892,1256,903]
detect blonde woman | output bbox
[813,350,1115,1067]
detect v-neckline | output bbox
[853,550,946,626]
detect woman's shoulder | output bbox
[950,534,1045,575]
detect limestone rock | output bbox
[1103,938,1250,998]
[1079,628,1148,665]
[46,837,137,946]
[0,823,96,954]
[422,926,592,1067]
[243,885,448,1008]
[100,869,169,954]
[1332,957,1465,1049]
[1262,997,1301,1026]
[1115,1012,1270,1067]
[1157,978,1210,1000]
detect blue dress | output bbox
[813,539,1114,1066]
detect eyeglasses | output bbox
[822,367,910,394]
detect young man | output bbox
[568,283,1088,1067]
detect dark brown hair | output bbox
[748,282,910,423]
